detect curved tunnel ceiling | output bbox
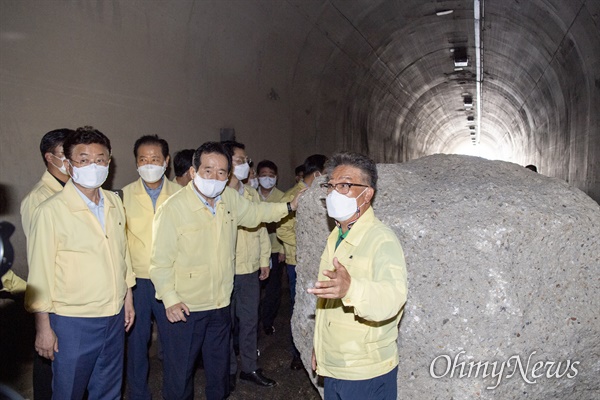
[289,0,599,184]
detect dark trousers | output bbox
[260,253,284,330]
[230,272,260,374]
[50,309,125,400]
[324,366,398,400]
[161,306,231,400]
[126,278,169,400]
[32,352,52,400]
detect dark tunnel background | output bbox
[288,0,599,202]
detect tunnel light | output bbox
[453,47,468,67]
[436,10,454,16]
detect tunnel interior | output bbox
[289,0,599,201]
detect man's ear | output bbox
[165,155,171,166]
[44,152,54,164]
[365,187,375,203]
[188,166,196,178]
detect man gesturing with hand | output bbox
[308,152,408,400]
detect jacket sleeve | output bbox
[341,237,408,322]
[24,206,57,313]
[234,190,288,229]
[259,223,271,267]
[148,204,180,308]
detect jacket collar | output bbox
[332,206,376,248]
[133,177,156,212]
[40,170,66,192]
[62,180,115,212]
[185,181,228,213]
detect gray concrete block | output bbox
[293,154,600,399]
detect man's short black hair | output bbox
[325,151,378,190]
[257,160,278,175]
[133,134,169,159]
[192,141,232,173]
[294,164,305,176]
[63,126,111,160]
[303,154,328,176]
[173,149,195,177]
[39,128,74,166]
[221,140,245,158]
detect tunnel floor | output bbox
[0,277,321,400]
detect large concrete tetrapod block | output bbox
[292,154,599,399]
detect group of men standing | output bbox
[21,126,408,400]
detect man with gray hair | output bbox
[308,151,408,400]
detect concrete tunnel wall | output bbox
[1,0,599,280]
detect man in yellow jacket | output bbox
[277,153,327,369]
[149,141,302,400]
[20,127,73,399]
[123,134,181,400]
[308,151,408,400]
[256,159,286,336]
[25,126,136,399]
[223,141,276,391]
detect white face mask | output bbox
[325,188,367,222]
[249,178,259,189]
[233,162,250,180]
[51,154,68,175]
[70,163,109,189]
[138,162,166,183]
[259,176,276,189]
[194,173,227,198]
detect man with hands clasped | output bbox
[308,151,408,400]
[123,134,181,400]
[149,141,303,400]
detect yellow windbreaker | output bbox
[259,186,285,254]
[25,180,136,317]
[149,183,288,312]
[276,181,306,264]
[314,207,408,380]
[234,185,271,274]
[122,177,181,279]
[20,170,65,239]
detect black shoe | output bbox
[264,326,275,335]
[239,369,277,387]
[290,355,303,370]
[229,373,237,392]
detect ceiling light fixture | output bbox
[436,10,454,16]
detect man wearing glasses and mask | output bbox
[308,151,407,400]
[25,126,136,399]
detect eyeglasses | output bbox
[70,158,110,167]
[320,182,368,195]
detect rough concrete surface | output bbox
[292,154,600,399]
